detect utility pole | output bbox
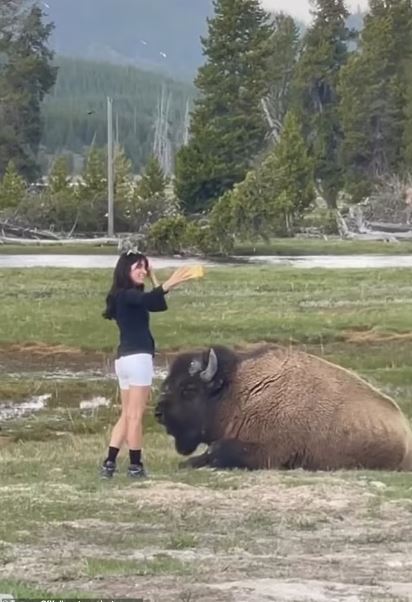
[115,112,119,149]
[107,96,114,237]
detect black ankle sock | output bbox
[106,446,119,464]
[129,449,142,465]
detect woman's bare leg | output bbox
[100,388,129,478]
[109,388,129,448]
[126,386,151,476]
[126,386,151,450]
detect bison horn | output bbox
[200,348,218,382]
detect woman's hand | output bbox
[162,266,201,292]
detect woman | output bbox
[101,250,196,479]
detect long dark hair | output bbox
[103,251,149,320]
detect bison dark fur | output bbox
[155,343,412,472]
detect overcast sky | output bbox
[260,0,368,21]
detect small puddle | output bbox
[3,366,169,382]
[0,394,51,421]
[0,390,150,424]
[4,369,111,381]
[79,396,111,410]
[0,368,169,437]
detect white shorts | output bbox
[114,353,154,389]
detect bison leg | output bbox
[178,439,266,470]
[188,439,262,470]
[207,439,263,469]
[178,450,210,469]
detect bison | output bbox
[154,343,412,471]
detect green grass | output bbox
[0,377,117,404]
[2,266,412,352]
[3,237,412,255]
[234,237,412,256]
[85,554,193,577]
[2,265,412,427]
[0,580,89,598]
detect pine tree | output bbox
[81,147,106,197]
[129,155,177,233]
[211,111,314,240]
[0,3,57,179]
[264,13,301,140]
[137,155,166,200]
[0,160,27,209]
[231,169,277,240]
[339,0,412,200]
[49,156,71,194]
[174,0,272,213]
[75,147,107,231]
[404,57,412,170]
[263,111,315,232]
[114,145,133,200]
[292,0,352,207]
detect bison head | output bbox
[155,347,232,455]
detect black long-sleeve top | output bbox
[113,285,168,358]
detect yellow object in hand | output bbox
[189,265,205,279]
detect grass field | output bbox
[1,265,412,601]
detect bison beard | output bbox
[167,424,200,457]
[154,344,412,472]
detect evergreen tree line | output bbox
[0,149,180,238]
[2,0,412,253]
[170,0,412,248]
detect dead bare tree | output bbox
[153,84,172,176]
[182,97,191,146]
[336,173,412,240]
[260,97,281,143]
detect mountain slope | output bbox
[44,0,214,80]
[42,1,364,80]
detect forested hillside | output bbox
[41,57,196,173]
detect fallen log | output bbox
[342,231,412,241]
[335,210,412,241]
[0,236,119,246]
[0,220,61,240]
[365,221,412,233]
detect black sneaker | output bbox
[127,463,147,479]
[100,460,116,479]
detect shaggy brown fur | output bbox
[155,343,412,472]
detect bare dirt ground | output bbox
[0,342,276,374]
[0,343,186,380]
[0,342,110,373]
[1,469,412,602]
